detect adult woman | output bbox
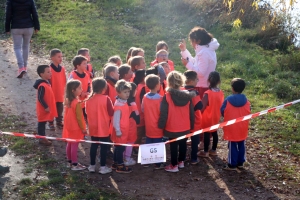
[5,0,40,78]
[179,26,220,98]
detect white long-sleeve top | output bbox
[181,38,220,88]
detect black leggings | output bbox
[90,136,110,166]
[114,146,125,165]
[169,138,187,166]
[204,131,218,152]
[37,121,46,136]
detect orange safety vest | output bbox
[36,82,58,122]
[86,94,111,137]
[70,71,89,108]
[223,101,251,141]
[143,95,163,138]
[189,90,202,132]
[110,103,130,144]
[201,90,224,132]
[165,92,190,132]
[106,82,117,104]
[62,99,85,139]
[150,59,175,71]
[135,83,145,127]
[127,102,138,143]
[50,65,66,103]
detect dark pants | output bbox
[204,131,218,152]
[49,102,63,125]
[191,135,200,161]
[114,146,125,165]
[37,121,46,136]
[228,140,246,167]
[169,138,187,166]
[146,137,163,166]
[90,136,110,166]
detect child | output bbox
[126,47,136,63]
[221,78,251,170]
[145,67,165,97]
[158,71,195,172]
[108,55,122,67]
[183,70,203,164]
[124,82,140,166]
[129,56,146,82]
[133,70,146,147]
[62,80,86,170]
[86,78,114,174]
[110,80,133,173]
[77,48,94,79]
[131,47,145,57]
[198,71,224,157]
[103,64,119,104]
[119,64,133,81]
[150,41,174,71]
[150,49,174,71]
[33,65,57,146]
[142,74,164,169]
[69,55,90,121]
[160,61,171,76]
[48,49,66,130]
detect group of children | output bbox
[34,40,251,174]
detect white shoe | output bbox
[124,158,136,166]
[178,161,184,169]
[99,166,112,174]
[71,164,86,171]
[88,165,96,173]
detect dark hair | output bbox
[146,67,158,76]
[189,26,213,45]
[72,55,87,69]
[131,48,144,57]
[145,74,160,90]
[133,69,146,85]
[65,79,81,107]
[92,78,107,94]
[104,64,118,77]
[130,56,143,72]
[207,71,221,89]
[77,48,89,56]
[115,80,132,93]
[119,64,131,79]
[231,78,246,93]
[50,49,62,57]
[156,41,168,52]
[37,65,49,77]
[184,70,198,82]
[108,55,122,64]
[129,82,137,99]
[126,47,136,62]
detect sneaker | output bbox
[71,164,86,171]
[223,164,237,171]
[124,158,136,166]
[48,122,55,131]
[0,147,8,157]
[99,166,112,174]
[237,164,245,170]
[178,161,184,169]
[165,164,179,172]
[154,163,166,170]
[116,164,132,173]
[190,159,199,165]
[209,150,218,156]
[17,67,26,78]
[88,165,96,173]
[39,138,52,146]
[197,151,209,158]
[0,165,10,173]
[111,163,117,170]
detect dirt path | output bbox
[0,37,298,199]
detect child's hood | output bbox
[208,38,220,51]
[168,88,196,106]
[33,79,49,89]
[226,94,248,107]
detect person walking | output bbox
[5,0,40,78]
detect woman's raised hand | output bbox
[179,39,186,51]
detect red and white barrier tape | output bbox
[1,99,300,146]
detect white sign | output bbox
[137,143,166,165]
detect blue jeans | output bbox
[228,140,246,167]
[11,28,34,69]
[146,137,163,166]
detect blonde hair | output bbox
[167,71,185,90]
